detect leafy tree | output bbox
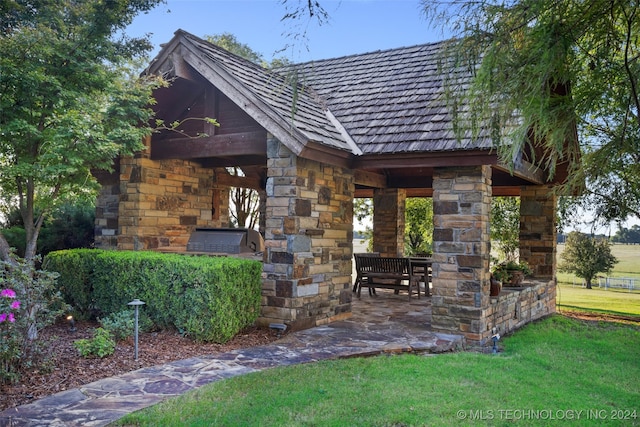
[490,197,520,262]
[420,0,640,228]
[0,0,165,262]
[353,198,373,250]
[559,231,617,289]
[206,33,265,65]
[0,0,166,342]
[611,225,640,244]
[405,198,433,256]
[1,201,95,257]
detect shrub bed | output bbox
[43,250,262,343]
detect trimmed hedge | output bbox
[44,249,263,343]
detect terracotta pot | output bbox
[507,270,525,286]
[490,278,502,296]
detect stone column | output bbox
[431,166,492,344]
[260,137,354,330]
[372,188,406,257]
[94,166,120,250]
[258,189,267,237]
[519,185,557,279]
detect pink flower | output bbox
[0,289,16,298]
[0,313,6,323]
[10,300,20,310]
[8,313,15,323]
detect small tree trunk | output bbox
[0,235,14,263]
[585,278,593,289]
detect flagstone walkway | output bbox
[0,290,464,427]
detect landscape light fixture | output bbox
[491,329,501,354]
[127,299,146,360]
[269,323,287,338]
[67,315,76,332]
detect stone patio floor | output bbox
[0,289,464,427]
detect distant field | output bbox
[557,243,640,284]
[556,244,640,317]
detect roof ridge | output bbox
[290,38,458,67]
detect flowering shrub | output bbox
[0,254,67,384]
[0,287,22,383]
[0,288,21,323]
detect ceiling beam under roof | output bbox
[215,172,264,190]
[354,170,387,188]
[351,150,499,170]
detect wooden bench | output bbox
[352,252,380,294]
[355,255,420,299]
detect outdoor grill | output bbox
[186,228,264,255]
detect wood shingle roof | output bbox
[287,42,492,155]
[153,30,491,158]
[175,31,355,155]
[145,30,571,193]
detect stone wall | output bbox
[260,137,354,330]
[95,142,230,251]
[487,280,556,336]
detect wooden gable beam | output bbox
[200,156,266,168]
[151,130,267,160]
[351,150,499,169]
[178,42,310,157]
[494,158,545,185]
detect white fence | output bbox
[597,277,638,292]
[570,277,638,292]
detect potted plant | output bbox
[494,260,532,286]
[490,265,509,296]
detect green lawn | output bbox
[557,284,640,317]
[115,316,640,427]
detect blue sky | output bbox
[126,0,449,62]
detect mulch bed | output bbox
[0,320,279,411]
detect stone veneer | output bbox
[94,168,121,250]
[372,188,406,257]
[95,140,229,251]
[431,166,492,343]
[259,137,354,330]
[488,280,556,336]
[519,185,557,279]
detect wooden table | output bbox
[409,257,433,297]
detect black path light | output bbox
[66,315,76,332]
[127,299,146,360]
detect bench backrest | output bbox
[354,252,379,272]
[356,255,410,275]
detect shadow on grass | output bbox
[557,304,640,322]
